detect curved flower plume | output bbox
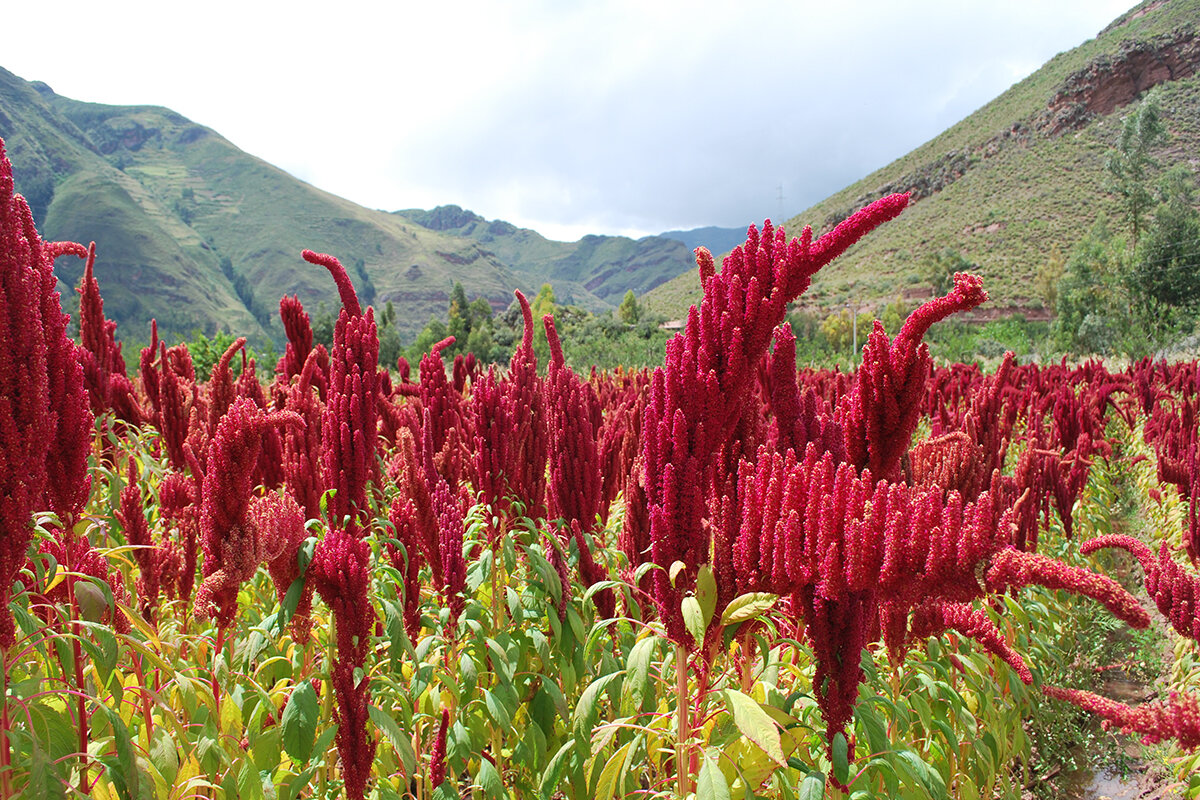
[0,142,52,646]
[840,272,987,482]
[304,249,379,532]
[1043,686,1200,751]
[640,194,909,647]
[543,314,613,617]
[76,242,143,426]
[908,600,1033,684]
[731,443,1013,752]
[302,247,382,800]
[38,241,93,525]
[985,547,1150,629]
[277,294,315,383]
[195,398,301,629]
[1084,535,1200,642]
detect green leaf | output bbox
[475,758,503,799]
[722,689,785,766]
[539,741,575,800]
[593,737,638,799]
[720,592,779,626]
[484,689,513,730]
[235,758,265,800]
[572,672,624,741]
[831,732,850,787]
[369,704,415,776]
[280,681,318,765]
[25,740,66,800]
[798,770,826,800]
[695,564,717,626]
[97,703,139,800]
[622,636,656,711]
[149,726,180,788]
[669,560,687,586]
[681,596,705,644]
[695,750,731,800]
[895,750,948,800]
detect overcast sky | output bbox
[6,1,1134,241]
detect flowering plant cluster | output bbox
[3,136,1200,800]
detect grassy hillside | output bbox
[395,205,699,305]
[1,70,664,347]
[644,0,1200,321]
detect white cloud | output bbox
[3,0,1137,238]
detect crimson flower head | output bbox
[641,195,909,648]
[0,137,81,645]
[305,250,378,532]
[195,398,301,629]
[310,525,376,800]
[840,272,987,482]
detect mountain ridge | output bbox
[644,0,1200,322]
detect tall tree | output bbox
[1106,92,1166,250]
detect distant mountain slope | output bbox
[644,0,1200,322]
[658,225,749,258]
[394,205,698,304]
[3,69,682,345]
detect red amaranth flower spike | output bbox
[430,707,450,788]
[840,273,987,482]
[76,242,143,426]
[251,491,313,642]
[543,314,614,616]
[0,139,52,645]
[195,398,301,629]
[640,195,909,648]
[277,294,315,382]
[986,547,1150,629]
[309,249,378,532]
[38,240,93,525]
[1087,537,1200,643]
[303,249,362,318]
[909,600,1033,684]
[115,459,163,620]
[1044,686,1200,750]
[311,524,376,800]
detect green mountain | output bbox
[644,0,1200,322]
[0,70,638,345]
[393,205,701,305]
[658,225,749,258]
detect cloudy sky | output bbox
[7,1,1133,240]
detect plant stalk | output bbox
[0,647,11,800]
[675,643,690,799]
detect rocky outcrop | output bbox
[1037,26,1200,135]
[821,20,1198,232]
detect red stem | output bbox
[0,647,11,800]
